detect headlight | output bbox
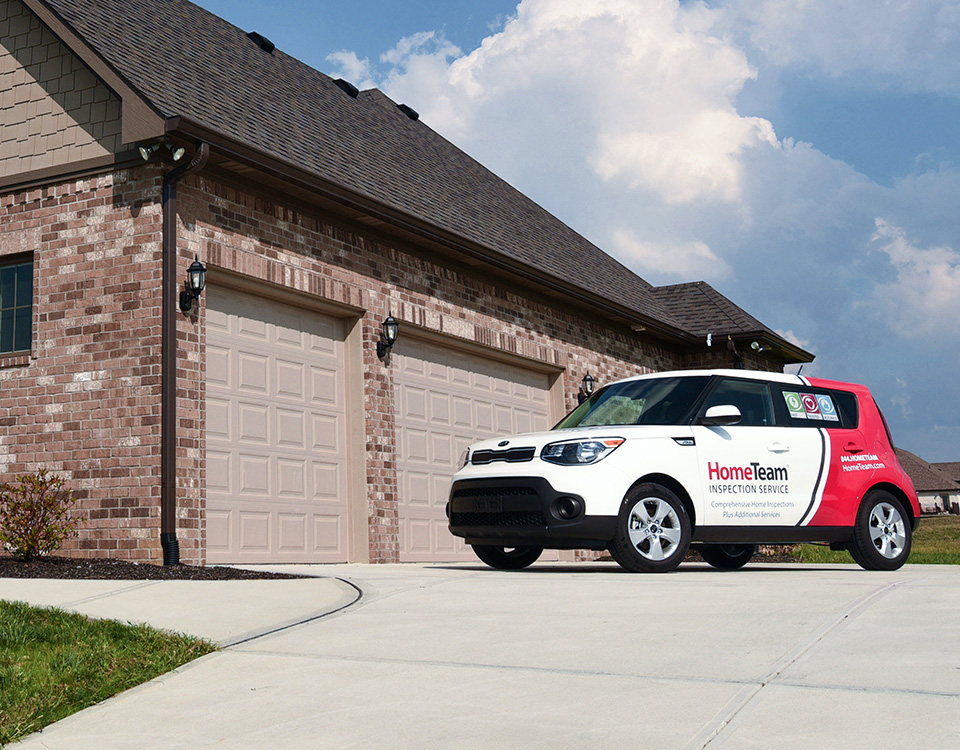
[458,449,470,468]
[540,438,624,465]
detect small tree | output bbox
[0,469,79,561]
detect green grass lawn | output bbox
[797,515,960,565]
[0,601,215,746]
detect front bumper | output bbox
[447,477,617,550]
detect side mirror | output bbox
[702,404,741,426]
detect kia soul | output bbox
[447,370,920,573]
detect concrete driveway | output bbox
[7,561,960,748]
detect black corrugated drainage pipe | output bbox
[160,142,209,565]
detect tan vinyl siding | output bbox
[0,0,122,179]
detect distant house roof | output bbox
[896,449,960,493]
[32,0,813,361]
[932,462,960,484]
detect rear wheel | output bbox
[472,545,543,570]
[609,483,691,573]
[699,544,756,570]
[848,491,911,571]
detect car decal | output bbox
[797,427,828,526]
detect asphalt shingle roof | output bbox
[896,449,960,493]
[40,0,804,349]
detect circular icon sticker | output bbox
[786,394,802,411]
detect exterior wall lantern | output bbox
[179,256,207,313]
[377,315,399,359]
[578,372,595,404]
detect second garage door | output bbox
[204,286,350,564]
[394,338,554,561]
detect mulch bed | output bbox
[0,555,305,580]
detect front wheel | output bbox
[609,483,691,573]
[472,545,543,570]
[848,491,911,571]
[699,544,757,570]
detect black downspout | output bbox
[160,142,209,565]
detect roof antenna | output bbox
[797,365,804,376]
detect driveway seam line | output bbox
[686,577,914,749]
[220,577,363,649]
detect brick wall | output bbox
[0,0,123,179]
[0,167,165,560]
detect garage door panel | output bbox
[278,513,306,550]
[207,345,230,386]
[238,403,269,445]
[313,463,340,499]
[276,409,305,448]
[239,512,270,551]
[396,338,553,561]
[207,397,230,439]
[277,459,306,498]
[311,414,340,453]
[314,515,341,551]
[206,510,231,550]
[238,352,269,394]
[276,359,304,400]
[206,286,348,563]
[402,385,427,420]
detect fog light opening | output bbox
[556,496,583,520]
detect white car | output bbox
[447,369,920,573]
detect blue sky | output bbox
[194,0,960,463]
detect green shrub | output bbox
[0,469,79,561]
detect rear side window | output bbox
[776,387,858,429]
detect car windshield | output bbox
[555,376,710,428]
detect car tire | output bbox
[472,545,543,570]
[609,483,691,573]
[699,544,757,570]
[848,490,912,571]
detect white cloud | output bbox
[863,218,960,337]
[722,0,960,94]
[369,0,780,206]
[612,229,731,280]
[325,50,377,90]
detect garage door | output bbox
[394,338,554,561]
[205,287,349,563]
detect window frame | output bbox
[0,253,34,358]
[696,376,778,427]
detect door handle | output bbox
[767,442,790,453]
[844,442,864,453]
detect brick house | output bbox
[0,0,812,565]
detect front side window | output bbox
[701,379,775,426]
[0,258,32,354]
[555,376,710,428]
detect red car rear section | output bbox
[804,377,920,529]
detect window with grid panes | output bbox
[0,258,32,354]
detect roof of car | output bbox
[35,0,814,359]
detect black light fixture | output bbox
[138,139,185,162]
[138,143,159,161]
[578,372,595,404]
[377,315,399,359]
[179,256,207,313]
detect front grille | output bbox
[470,447,536,465]
[451,510,547,527]
[450,486,538,502]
